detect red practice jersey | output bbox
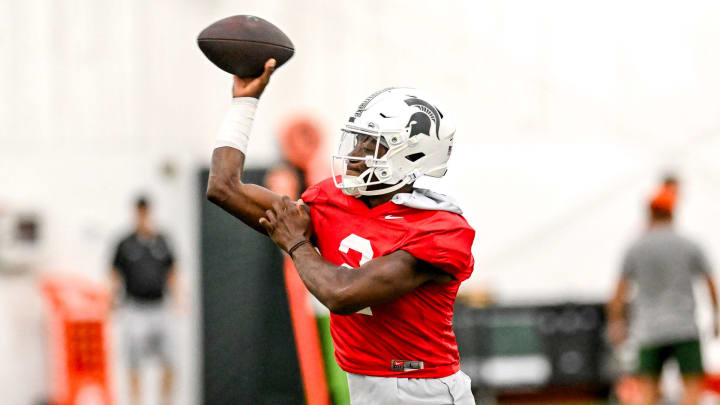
[301,177,475,378]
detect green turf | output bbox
[317,315,350,405]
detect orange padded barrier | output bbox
[41,275,113,405]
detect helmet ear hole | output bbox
[405,152,425,162]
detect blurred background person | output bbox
[110,196,180,405]
[608,177,719,405]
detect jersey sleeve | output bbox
[301,185,323,204]
[300,180,327,204]
[402,220,475,282]
[690,245,710,276]
[301,177,335,205]
[161,235,176,267]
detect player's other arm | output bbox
[206,59,284,234]
[109,267,123,308]
[109,242,124,308]
[294,247,445,315]
[606,276,629,345]
[705,274,720,337]
[259,197,447,314]
[692,246,719,337]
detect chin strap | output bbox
[357,177,412,196]
[339,170,419,197]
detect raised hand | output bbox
[232,58,276,99]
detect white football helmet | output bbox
[332,87,456,197]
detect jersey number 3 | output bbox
[339,234,373,315]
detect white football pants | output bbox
[346,370,475,405]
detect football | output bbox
[197,15,294,77]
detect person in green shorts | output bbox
[608,177,719,405]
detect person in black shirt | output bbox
[111,196,178,405]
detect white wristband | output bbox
[214,97,258,154]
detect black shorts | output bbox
[637,339,703,376]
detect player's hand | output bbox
[259,197,312,252]
[232,58,276,99]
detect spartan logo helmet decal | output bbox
[404,97,442,139]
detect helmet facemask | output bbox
[332,125,413,197]
[332,87,455,198]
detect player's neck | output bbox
[649,219,673,229]
[359,184,414,208]
[136,227,155,239]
